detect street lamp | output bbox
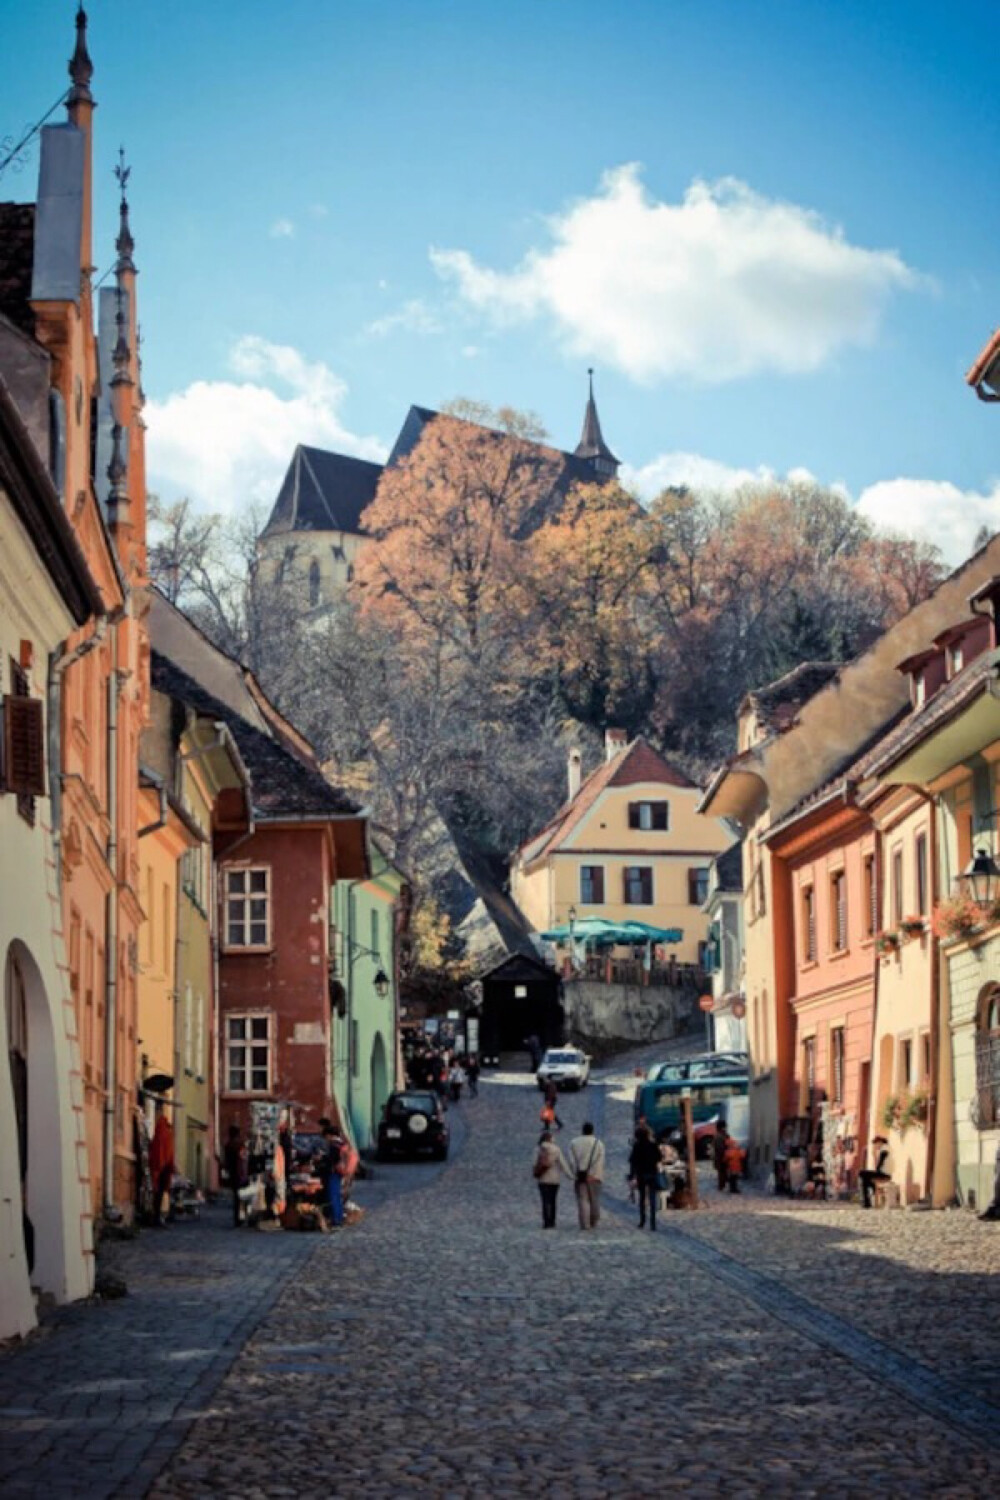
[960,849,1000,905]
[568,905,577,936]
[374,968,390,999]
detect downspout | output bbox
[47,615,111,889]
[102,640,122,1217]
[924,796,941,1202]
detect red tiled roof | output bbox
[966,328,1000,389]
[518,737,695,865]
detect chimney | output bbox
[604,728,627,762]
[567,747,582,801]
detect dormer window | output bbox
[914,672,926,707]
[950,642,964,675]
[628,800,668,831]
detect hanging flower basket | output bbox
[881,1094,901,1130]
[902,1090,929,1129]
[899,915,926,940]
[931,895,984,942]
[876,931,900,956]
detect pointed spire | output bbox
[114,147,135,273]
[68,5,94,105]
[573,368,619,476]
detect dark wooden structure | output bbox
[479,952,564,1065]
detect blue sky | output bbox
[4,0,1000,558]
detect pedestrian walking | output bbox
[466,1055,480,1097]
[713,1118,729,1192]
[524,1033,542,1072]
[532,1130,571,1229]
[449,1061,466,1102]
[538,1099,564,1140]
[148,1104,176,1226]
[568,1121,605,1230]
[223,1123,245,1227]
[629,1123,660,1231]
[542,1078,564,1129]
[724,1133,745,1193]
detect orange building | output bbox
[0,9,149,1218]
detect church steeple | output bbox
[573,368,619,478]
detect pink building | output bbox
[765,790,877,1193]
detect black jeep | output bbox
[376,1090,450,1161]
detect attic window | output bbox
[628,800,668,831]
[950,642,964,675]
[914,672,926,707]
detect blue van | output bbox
[634,1053,749,1140]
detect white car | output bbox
[537,1047,591,1091]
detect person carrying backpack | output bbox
[532,1131,572,1229]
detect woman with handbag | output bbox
[532,1131,572,1229]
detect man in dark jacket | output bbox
[629,1124,661,1231]
[223,1125,245,1227]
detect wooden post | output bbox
[681,1094,699,1209]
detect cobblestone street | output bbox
[2,1066,999,1497]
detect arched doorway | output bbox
[370,1032,389,1147]
[4,942,65,1295]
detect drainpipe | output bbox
[47,615,111,889]
[102,641,123,1218]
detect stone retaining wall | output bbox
[563,978,695,1045]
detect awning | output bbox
[540,917,684,947]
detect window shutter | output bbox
[3,694,45,796]
[593,866,604,904]
[627,802,639,830]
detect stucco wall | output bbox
[0,506,93,1337]
[946,933,1000,1211]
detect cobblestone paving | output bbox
[0,1209,318,1499]
[145,1072,999,1499]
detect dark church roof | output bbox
[259,444,384,539]
[262,382,620,543]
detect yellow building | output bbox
[511,731,732,966]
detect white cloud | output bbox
[431,165,924,383]
[365,298,441,339]
[857,477,1000,565]
[461,344,481,359]
[623,451,792,499]
[269,217,296,239]
[308,203,329,219]
[146,336,387,515]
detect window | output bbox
[899,1037,913,1091]
[831,870,847,952]
[580,865,605,904]
[950,642,964,675]
[755,860,766,918]
[891,848,903,926]
[182,838,205,910]
[623,866,653,905]
[370,907,380,960]
[914,673,926,707]
[975,987,1000,1127]
[225,867,270,948]
[308,558,321,607]
[801,1036,816,1113]
[225,1013,271,1093]
[863,855,876,939]
[628,800,668,831]
[195,993,205,1078]
[920,1031,931,1085]
[915,833,928,916]
[688,868,709,906]
[831,1026,845,1106]
[802,886,816,963]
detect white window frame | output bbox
[224,1011,273,1095]
[223,865,271,951]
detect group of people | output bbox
[407,1043,480,1102]
[222,1116,358,1230]
[407,1044,482,1104]
[531,1114,696,1232]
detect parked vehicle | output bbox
[536,1047,591,1091]
[634,1053,749,1140]
[668,1096,750,1158]
[376,1090,450,1161]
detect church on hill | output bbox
[255,375,620,617]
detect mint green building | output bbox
[331,844,405,1150]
